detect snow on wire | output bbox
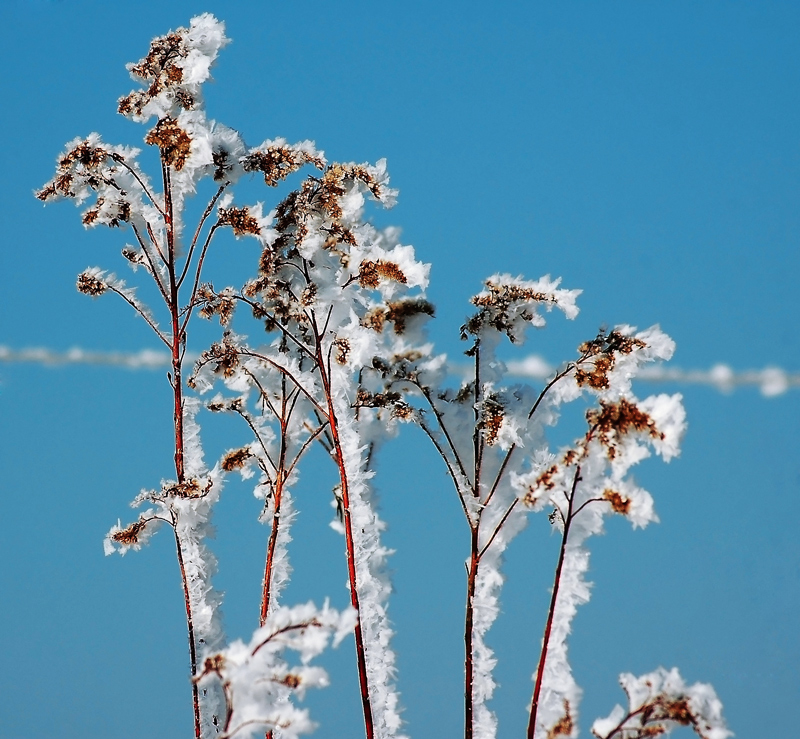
[1,344,796,397]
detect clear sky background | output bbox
[1,1,798,738]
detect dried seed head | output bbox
[661,698,693,724]
[463,280,557,340]
[300,282,317,306]
[332,338,350,365]
[391,403,414,420]
[145,116,192,170]
[118,31,191,118]
[221,447,252,472]
[281,674,302,689]
[196,284,236,326]
[575,329,648,390]
[197,336,241,379]
[355,389,402,408]
[111,519,148,546]
[357,260,408,288]
[478,396,506,446]
[242,145,325,186]
[202,654,226,675]
[218,206,261,236]
[603,488,631,514]
[164,478,211,499]
[546,701,573,739]
[121,247,145,266]
[524,463,559,505]
[77,271,108,296]
[37,140,113,202]
[586,398,664,459]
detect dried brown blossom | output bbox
[524,463,560,504]
[145,116,192,170]
[575,329,648,390]
[281,674,302,689]
[463,280,555,339]
[196,285,236,326]
[59,141,109,170]
[36,141,112,202]
[586,398,664,460]
[242,145,324,186]
[200,654,226,676]
[300,283,317,306]
[472,283,552,309]
[194,336,241,380]
[332,338,350,365]
[391,403,414,420]
[122,247,145,266]
[164,478,212,499]
[81,198,130,228]
[478,396,506,446]
[77,271,108,296]
[547,701,574,739]
[603,488,631,515]
[221,447,252,471]
[218,206,261,236]
[357,260,408,289]
[355,389,402,408]
[323,223,357,248]
[118,31,190,118]
[362,299,434,334]
[111,519,148,546]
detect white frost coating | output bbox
[196,602,357,739]
[101,396,226,738]
[176,395,226,738]
[471,496,529,739]
[331,389,407,739]
[524,387,687,738]
[591,667,732,739]
[122,14,229,124]
[534,543,590,737]
[470,274,581,344]
[263,487,296,610]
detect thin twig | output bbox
[178,184,228,287]
[478,498,520,559]
[107,286,171,347]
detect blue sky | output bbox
[1,1,798,737]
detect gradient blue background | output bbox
[1,1,798,737]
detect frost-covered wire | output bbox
[3,345,796,397]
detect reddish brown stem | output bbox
[260,392,289,626]
[163,162,201,739]
[260,471,284,627]
[464,527,480,739]
[526,468,580,739]
[316,345,375,739]
[174,524,202,739]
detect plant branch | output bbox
[178,184,228,288]
[478,498,519,558]
[106,286,171,347]
[526,465,582,739]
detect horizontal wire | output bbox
[1,345,797,397]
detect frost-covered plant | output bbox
[37,13,731,739]
[36,15,352,739]
[189,154,430,739]
[361,278,714,738]
[591,668,730,739]
[194,602,357,739]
